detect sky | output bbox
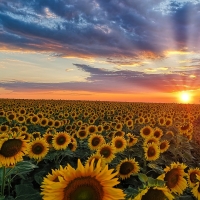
[0,0,200,104]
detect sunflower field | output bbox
[0,99,200,200]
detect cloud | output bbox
[1,0,200,60]
[1,63,200,94]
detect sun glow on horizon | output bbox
[180,91,191,103]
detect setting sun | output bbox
[180,91,191,103]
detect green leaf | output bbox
[138,173,148,183]
[9,161,38,176]
[15,184,42,200]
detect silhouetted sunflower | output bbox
[0,133,28,167]
[111,136,127,153]
[52,132,71,150]
[28,138,49,161]
[144,143,160,161]
[133,186,174,200]
[88,134,105,150]
[157,162,187,194]
[97,143,116,163]
[41,159,125,200]
[116,158,140,180]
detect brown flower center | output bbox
[119,162,134,175]
[141,188,165,200]
[147,146,156,157]
[91,137,100,146]
[164,168,180,189]
[32,143,44,155]
[56,136,66,145]
[100,147,111,158]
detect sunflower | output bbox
[16,115,26,124]
[77,129,88,139]
[158,117,166,126]
[54,120,62,128]
[20,125,28,132]
[191,175,200,200]
[47,119,55,127]
[87,125,98,135]
[140,125,154,139]
[187,168,200,188]
[10,126,20,133]
[27,137,49,161]
[20,132,31,141]
[116,158,140,180]
[85,153,106,169]
[133,186,174,200]
[165,118,173,127]
[0,125,9,133]
[97,125,103,133]
[0,132,28,167]
[88,134,105,151]
[32,132,41,139]
[6,112,16,121]
[43,133,54,147]
[52,132,71,150]
[153,127,163,139]
[143,143,160,161]
[68,137,77,152]
[157,162,188,194]
[114,122,123,131]
[40,117,49,127]
[126,134,138,147]
[97,143,116,163]
[114,130,125,137]
[111,136,127,153]
[143,137,160,146]
[159,140,170,153]
[18,107,26,115]
[41,159,125,200]
[30,115,40,124]
[125,119,134,128]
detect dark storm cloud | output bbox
[1,63,200,93]
[1,0,200,58]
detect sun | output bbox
[180,91,191,103]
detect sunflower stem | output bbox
[1,166,6,197]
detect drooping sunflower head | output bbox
[116,158,140,180]
[159,140,170,153]
[143,142,160,161]
[52,132,71,150]
[0,133,28,167]
[157,162,188,195]
[97,143,116,163]
[187,168,200,188]
[133,186,174,200]
[140,125,154,139]
[111,136,127,153]
[88,134,105,150]
[41,158,125,200]
[27,137,49,161]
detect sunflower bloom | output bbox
[140,126,154,139]
[97,143,116,163]
[159,140,170,153]
[133,186,174,200]
[157,162,188,194]
[41,159,125,200]
[28,138,49,161]
[111,136,127,153]
[88,134,105,150]
[187,168,200,188]
[0,133,28,167]
[85,153,106,169]
[143,142,160,161]
[116,158,140,180]
[191,175,200,200]
[52,132,71,150]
